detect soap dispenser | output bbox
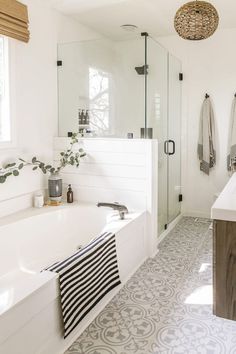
[67,184,74,203]
[81,110,85,125]
[78,109,82,125]
[85,110,90,125]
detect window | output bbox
[0,36,10,143]
[89,67,111,135]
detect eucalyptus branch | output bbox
[0,133,86,184]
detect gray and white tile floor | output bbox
[65,217,236,354]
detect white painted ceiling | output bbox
[51,0,236,40]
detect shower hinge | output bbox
[179,73,183,81]
[179,194,183,202]
[57,60,63,67]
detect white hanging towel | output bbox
[227,96,236,171]
[197,96,216,175]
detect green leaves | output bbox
[5,172,12,177]
[0,132,86,184]
[0,176,6,183]
[4,162,16,169]
[59,143,86,171]
[13,170,19,176]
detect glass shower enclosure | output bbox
[57,34,182,235]
[145,36,182,234]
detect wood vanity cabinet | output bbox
[213,219,236,320]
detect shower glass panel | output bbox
[146,37,169,234]
[58,38,145,138]
[147,38,182,234]
[168,54,182,224]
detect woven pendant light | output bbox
[174,0,219,40]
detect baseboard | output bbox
[157,214,183,245]
[149,247,159,258]
[182,210,211,219]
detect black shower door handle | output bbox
[164,140,175,155]
[169,140,175,155]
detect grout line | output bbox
[53,159,146,168]
[61,171,147,181]
[53,148,146,156]
[61,183,147,194]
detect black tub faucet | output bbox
[97,202,128,220]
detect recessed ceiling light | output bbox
[120,24,138,32]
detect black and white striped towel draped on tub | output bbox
[45,231,121,338]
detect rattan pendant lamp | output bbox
[174,0,219,40]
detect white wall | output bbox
[55,11,101,44]
[158,29,235,218]
[0,0,102,217]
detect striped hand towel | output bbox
[46,231,121,338]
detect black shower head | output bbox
[135,65,149,75]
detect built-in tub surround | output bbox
[54,137,158,255]
[0,203,147,354]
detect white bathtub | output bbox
[0,203,147,354]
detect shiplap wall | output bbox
[54,138,158,256]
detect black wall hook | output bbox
[205,93,210,99]
[234,93,236,98]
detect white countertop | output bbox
[211,173,236,222]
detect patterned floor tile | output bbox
[65,217,236,354]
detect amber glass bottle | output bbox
[67,184,74,203]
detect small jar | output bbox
[34,194,44,208]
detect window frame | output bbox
[0,36,16,149]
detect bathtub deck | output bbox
[0,202,80,227]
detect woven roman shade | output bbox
[0,0,29,42]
